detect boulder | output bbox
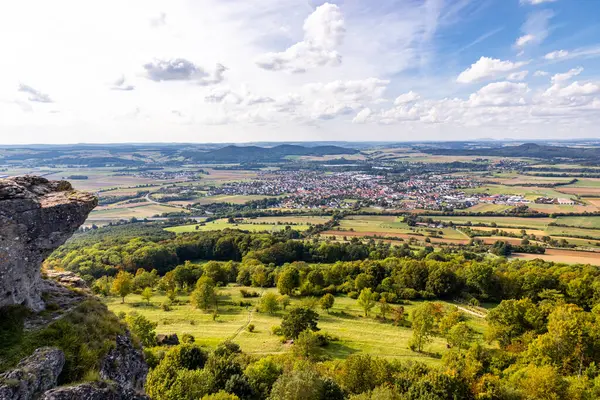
[0,347,65,400]
[156,333,180,346]
[0,176,97,311]
[100,334,148,391]
[41,381,149,400]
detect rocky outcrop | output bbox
[41,381,149,400]
[0,176,97,311]
[0,347,65,400]
[156,333,180,346]
[100,334,148,391]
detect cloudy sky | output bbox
[1,0,600,144]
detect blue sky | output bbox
[0,0,599,143]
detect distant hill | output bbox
[182,145,359,163]
[421,143,600,162]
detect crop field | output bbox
[464,185,573,200]
[166,218,313,233]
[487,174,576,186]
[545,225,600,240]
[555,216,600,229]
[89,204,185,220]
[527,203,599,213]
[511,249,600,266]
[433,216,554,229]
[104,286,486,362]
[463,203,514,213]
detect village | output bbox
[204,170,538,211]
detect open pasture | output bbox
[104,286,485,362]
[166,218,313,234]
[464,185,573,200]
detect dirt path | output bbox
[453,304,487,319]
[229,309,254,341]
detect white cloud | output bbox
[143,59,227,85]
[515,10,553,49]
[111,75,135,91]
[551,67,584,83]
[508,71,529,81]
[457,57,529,83]
[520,0,558,4]
[394,91,420,106]
[545,50,569,60]
[534,70,549,77]
[18,84,53,103]
[515,34,535,48]
[255,3,345,73]
[305,78,389,102]
[556,82,600,97]
[468,82,529,107]
[352,108,372,124]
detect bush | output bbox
[181,333,195,344]
[240,289,260,298]
[247,324,255,333]
[348,291,359,299]
[271,325,282,336]
[161,302,172,311]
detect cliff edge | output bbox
[0,176,97,311]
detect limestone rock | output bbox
[100,334,148,391]
[156,333,180,346]
[0,347,65,400]
[41,381,149,400]
[0,176,97,311]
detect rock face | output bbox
[100,334,149,391]
[0,176,97,311]
[41,381,149,400]
[0,347,65,400]
[156,333,180,346]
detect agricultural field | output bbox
[463,184,574,201]
[104,286,487,363]
[555,216,600,229]
[193,194,283,205]
[511,249,600,266]
[463,203,514,213]
[88,203,185,220]
[432,216,554,230]
[166,217,316,233]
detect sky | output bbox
[1,0,600,144]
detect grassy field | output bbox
[463,203,514,213]
[104,286,487,363]
[337,216,469,241]
[432,216,554,230]
[89,204,185,220]
[167,218,314,233]
[545,226,600,240]
[555,216,600,229]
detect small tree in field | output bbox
[410,302,436,352]
[112,271,133,303]
[319,294,335,314]
[278,295,291,311]
[259,292,280,315]
[192,276,216,311]
[280,307,319,339]
[357,288,376,317]
[141,287,153,305]
[379,298,391,320]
